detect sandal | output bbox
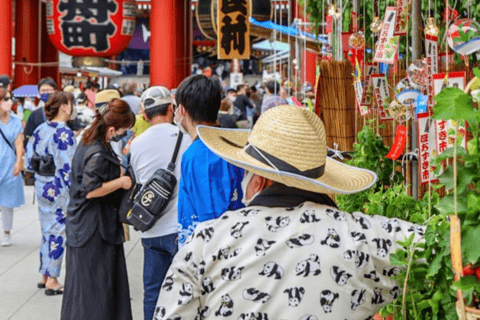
[45,285,64,296]
[37,282,46,289]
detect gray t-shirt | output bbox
[121,95,141,114]
[130,122,192,238]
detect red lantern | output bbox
[46,0,136,57]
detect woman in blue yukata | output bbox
[0,85,25,247]
[26,91,76,296]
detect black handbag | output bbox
[127,132,183,232]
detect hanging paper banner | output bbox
[354,79,366,115]
[326,15,333,34]
[416,95,428,114]
[426,35,439,110]
[217,0,251,60]
[361,63,378,109]
[374,7,398,64]
[386,124,407,160]
[418,112,439,185]
[372,74,393,121]
[394,0,410,36]
[432,72,468,153]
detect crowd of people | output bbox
[0,73,424,320]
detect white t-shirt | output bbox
[130,122,192,238]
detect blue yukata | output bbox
[26,121,76,277]
[0,113,25,208]
[177,139,244,247]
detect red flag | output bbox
[386,125,407,160]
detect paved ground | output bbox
[0,186,144,320]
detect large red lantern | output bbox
[46,0,136,57]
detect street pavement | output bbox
[0,186,144,320]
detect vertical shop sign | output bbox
[372,74,393,121]
[217,0,250,60]
[426,35,438,110]
[418,112,438,185]
[361,63,378,111]
[374,7,399,64]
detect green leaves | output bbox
[473,67,480,80]
[462,226,480,264]
[433,87,475,121]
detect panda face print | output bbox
[349,231,367,243]
[354,251,370,269]
[231,221,249,238]
[215,294,234,317]
[326,208,346,221]
[265,216,290,232]
[300,210,321,223]
[330,266,352,286]
[201,277,215,295]
[371,287,385,305]
[153,306,166,320]
[162,272,174,291]
[381,219,401,233]
[372,238,392,257]
[320,290,339,313]
[237,209,260,217]
[255,238,276,256]
[243,287,271,304]
[296,254,321,277]
[353,213,371,230]
[351,289,366,311]
[390,286,400,299]
[193,259,206,277]
[177,282,194,305]
[259,261,284,280]
[286,234,314,249]
[238,313,269,320]
[383,266,401,277]
[408,225,425,236]
[283,287,305,307]
[343,250,356,260]
[320,228,341,248]
[196,306,210,319]
[364,270,380,282]
[221,266,244,281]
[196,227,214,242]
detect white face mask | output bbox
[241,171,260,206]
[174,106,188,135]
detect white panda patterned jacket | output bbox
[154,202,424,320]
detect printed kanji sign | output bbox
[418,112,439,185]
[217,0,250,59]
[371,74,393,121]
[394,0,410,36]
[374,7,399,64]
[425,35,438,110]
[47,0,135,57]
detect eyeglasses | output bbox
[1,96,11,102]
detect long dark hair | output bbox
[82,98,135,146]
[44,91,74,121]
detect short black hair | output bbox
[236,84,246,92]
[144,103,170,121]
[266,80,280,95]
[226,88,237,94]
[38,77,57,91]
[175,74,222,123]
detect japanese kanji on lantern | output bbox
[217,0,251,60]
[46,0,136,57]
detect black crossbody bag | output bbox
[0,127,15,155]
[127,131,184,232]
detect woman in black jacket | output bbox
[61,99,135,320]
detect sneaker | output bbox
[1,234,11,247]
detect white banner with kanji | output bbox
[418,112,439,185]
[374,7,399,64]
[426,35,438,110]
[371,74,393,121]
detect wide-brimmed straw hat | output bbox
[197,105,377,195]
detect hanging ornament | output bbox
[345,48,364,66]
[349,32,365,50]
[328,4,337,16]
[395,78,421,106]
[425,17,440,37]
[407,58,428,89]
[447,18,480,56]
[370,16,383,33]
[388,99,411,123]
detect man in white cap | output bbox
[129,86,191,320]
[153,105,424,320]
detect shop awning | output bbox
[252,40,290,52]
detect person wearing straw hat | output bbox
[153,105,424,320]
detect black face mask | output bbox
[110,131,127,142]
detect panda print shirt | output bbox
[154,202,424,320]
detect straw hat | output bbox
[197,105,377,195]
[96,89,120,106]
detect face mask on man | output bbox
[39,93,51,103]
[241,171,261,206]
[173,106,188,135]
[111,131,127,142]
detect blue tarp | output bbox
[12,85,38,98]
[250,18,328,44]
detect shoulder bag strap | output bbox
[167,131,184,172]
[0,127,15,154]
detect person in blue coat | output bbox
[26,92,77,295]
[0,77,25,247]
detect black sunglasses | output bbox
[2,96,11,102]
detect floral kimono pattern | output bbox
[26,122,76,277]
[154,202,424,320]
